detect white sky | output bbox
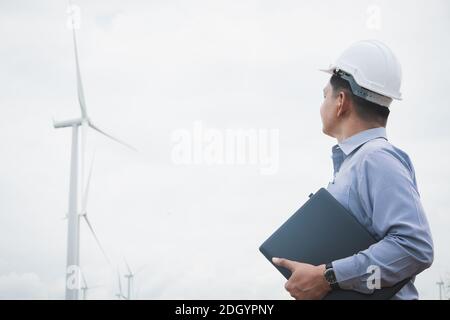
[1,0,449,299]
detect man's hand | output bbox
[272,257,331,300]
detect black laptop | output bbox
[259,188,409,300]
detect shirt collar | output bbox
[335,127,388,156]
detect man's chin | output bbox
[322,127,333,138]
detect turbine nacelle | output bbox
[53,117,86,128]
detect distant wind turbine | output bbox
[124,259,134,300]
[80,270,103,300]
[115,269,127,300]
[123,260,148,300]
[55,0,136,300]
[437,277,445,300]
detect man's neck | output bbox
[335,122,384,143]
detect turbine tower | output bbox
[55,0,135,300]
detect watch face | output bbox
[325,269,337,284]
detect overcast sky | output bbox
[1,0,450,299]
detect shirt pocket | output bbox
[327,175,351,211]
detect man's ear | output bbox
[336,91,350,118]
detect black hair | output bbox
[329,75,390,126]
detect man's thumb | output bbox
[272,257,296,271]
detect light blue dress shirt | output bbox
[327,127,434,300]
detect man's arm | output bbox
[332,149,434,294]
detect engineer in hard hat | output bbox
[272,40,434,300]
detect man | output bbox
[272,40,434,300]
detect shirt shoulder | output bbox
[354,138,416,186]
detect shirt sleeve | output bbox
[331,148,434,294]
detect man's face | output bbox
[320,82,339,137]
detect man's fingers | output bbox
[284,281,291,291]
[285,281,301,299]
[272,257,298,272]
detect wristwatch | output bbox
[324,263,340,290]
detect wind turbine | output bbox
[80,270,102,300]
[115,269,126,300]
[124,259,134,300]
[437,277,445,300]
[123,260,149,300]
[80,271,89,300]
[55,0,135,300]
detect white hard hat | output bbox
[321,40,402,107]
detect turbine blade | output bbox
[82,150,96,213]
[68,0,88,118]
[82,215,111,266]
[124,258,132,275]
[89,123,137,152]
[80,269,88,289]
[74,38,87,119]
[117,270,123,296]
[80,120,88,204]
